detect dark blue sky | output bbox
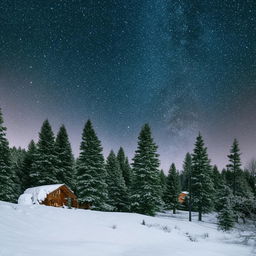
[0,0,255,170]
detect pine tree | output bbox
[164,163,181,214]
[131,124,162,216]
[159,169,167,199]
[246,159,256,195]
[182,153,193,221]
[22,140,37,189]
[244,169,256,196]
[10,146,26,198]
[191,133,214,221]
[106,150,129,211]
[76,120,108,210]
[227,139,241,196]
[227,139,251,197]
[181,153,192,191]
[221,168,233,188]
[55,125,74,189]
[212,165,224,210]
[125,157,133,186]
[0,108,15,202]
[117,147,132,188]
[212,165,222,190]
[217,185,235,231]
[31,120,58,185]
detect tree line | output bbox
[0,108,255,231]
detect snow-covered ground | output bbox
[0,201,254,256]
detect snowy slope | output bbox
[0,201,254,256]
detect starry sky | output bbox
[0,0,256,171]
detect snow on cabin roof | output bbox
[19,184,64,205]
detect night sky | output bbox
[0,0,255,170]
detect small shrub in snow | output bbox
[202,233,209,239]
[111,225,117,229]
[185,232,197,242]
[143,222,172,234]
[161,225,171,233]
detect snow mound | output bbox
[18,193,33,205]
[18,184,64,205]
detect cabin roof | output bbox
[18,184,65,205]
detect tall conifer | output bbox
[117,147,132,188]
[181,153,192,191]
[227,139,251,197]
[106,150,129,211]
[0,108,15,202]
[159,169,167,199]
[10,147,26,198]
[191,133,214,221]
[131,124,162,216]
[31,120,58,185]
[22,140,37,189]
[164,163,181,214]
[55,125,74,189]
[76,120,108,210]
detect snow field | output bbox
[0,201,253,256]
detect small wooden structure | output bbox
[18,184,78,208]
[178,191,189,204]
[42,185,78,208]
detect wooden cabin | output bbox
[41,184,78,208]
[18,184,78,208]
[178,191,189,204]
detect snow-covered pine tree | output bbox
[31,120,58,185]
[212,165,223,190]
[244,169,256,196]
[117,147,132,188]
[0,108,16,202]
[181,153,192,191]
[191,133,214,221]
[164,163,181,214]
[55,125,74,189]
[212,165,223,210]
[246,159,256,195]
[159,169,167,199]
[106,150,129,212]
[227,139,251,197]
[22,140,37,189]
[217,185,235,231]
[181,152,193,220]
[227,139,241,196]
[10,146,26,199]
[226,141,253,222]
[131,124,162,216]
[76,120,108,210]
[125,157,132,185]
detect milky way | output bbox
[0,0,255,170]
